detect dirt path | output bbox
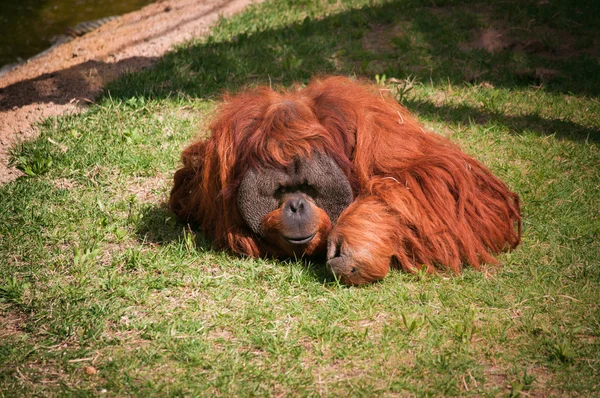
[0,0,261,184]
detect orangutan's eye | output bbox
[298,183,317,196]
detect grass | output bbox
[1,0,599,395]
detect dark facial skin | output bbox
[237,153,353,257]
[277,191,318,244]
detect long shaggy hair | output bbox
[169,76,521,284]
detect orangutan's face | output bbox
[237,152,353,257]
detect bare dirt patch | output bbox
[457,16,597,62]
[128,174,170,203]
[0,0,262,185]
[361,23,406,54]
[460,28,512,54]
[0,308,27,340]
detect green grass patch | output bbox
[1,0,599,395]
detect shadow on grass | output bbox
[104,0,600,99]
[98,0,600,145]
[135,203,338,283]
[405,98,600,143]
[134,203,210,249]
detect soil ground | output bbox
[0,0,260,184]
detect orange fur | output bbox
[169,76,521,283]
